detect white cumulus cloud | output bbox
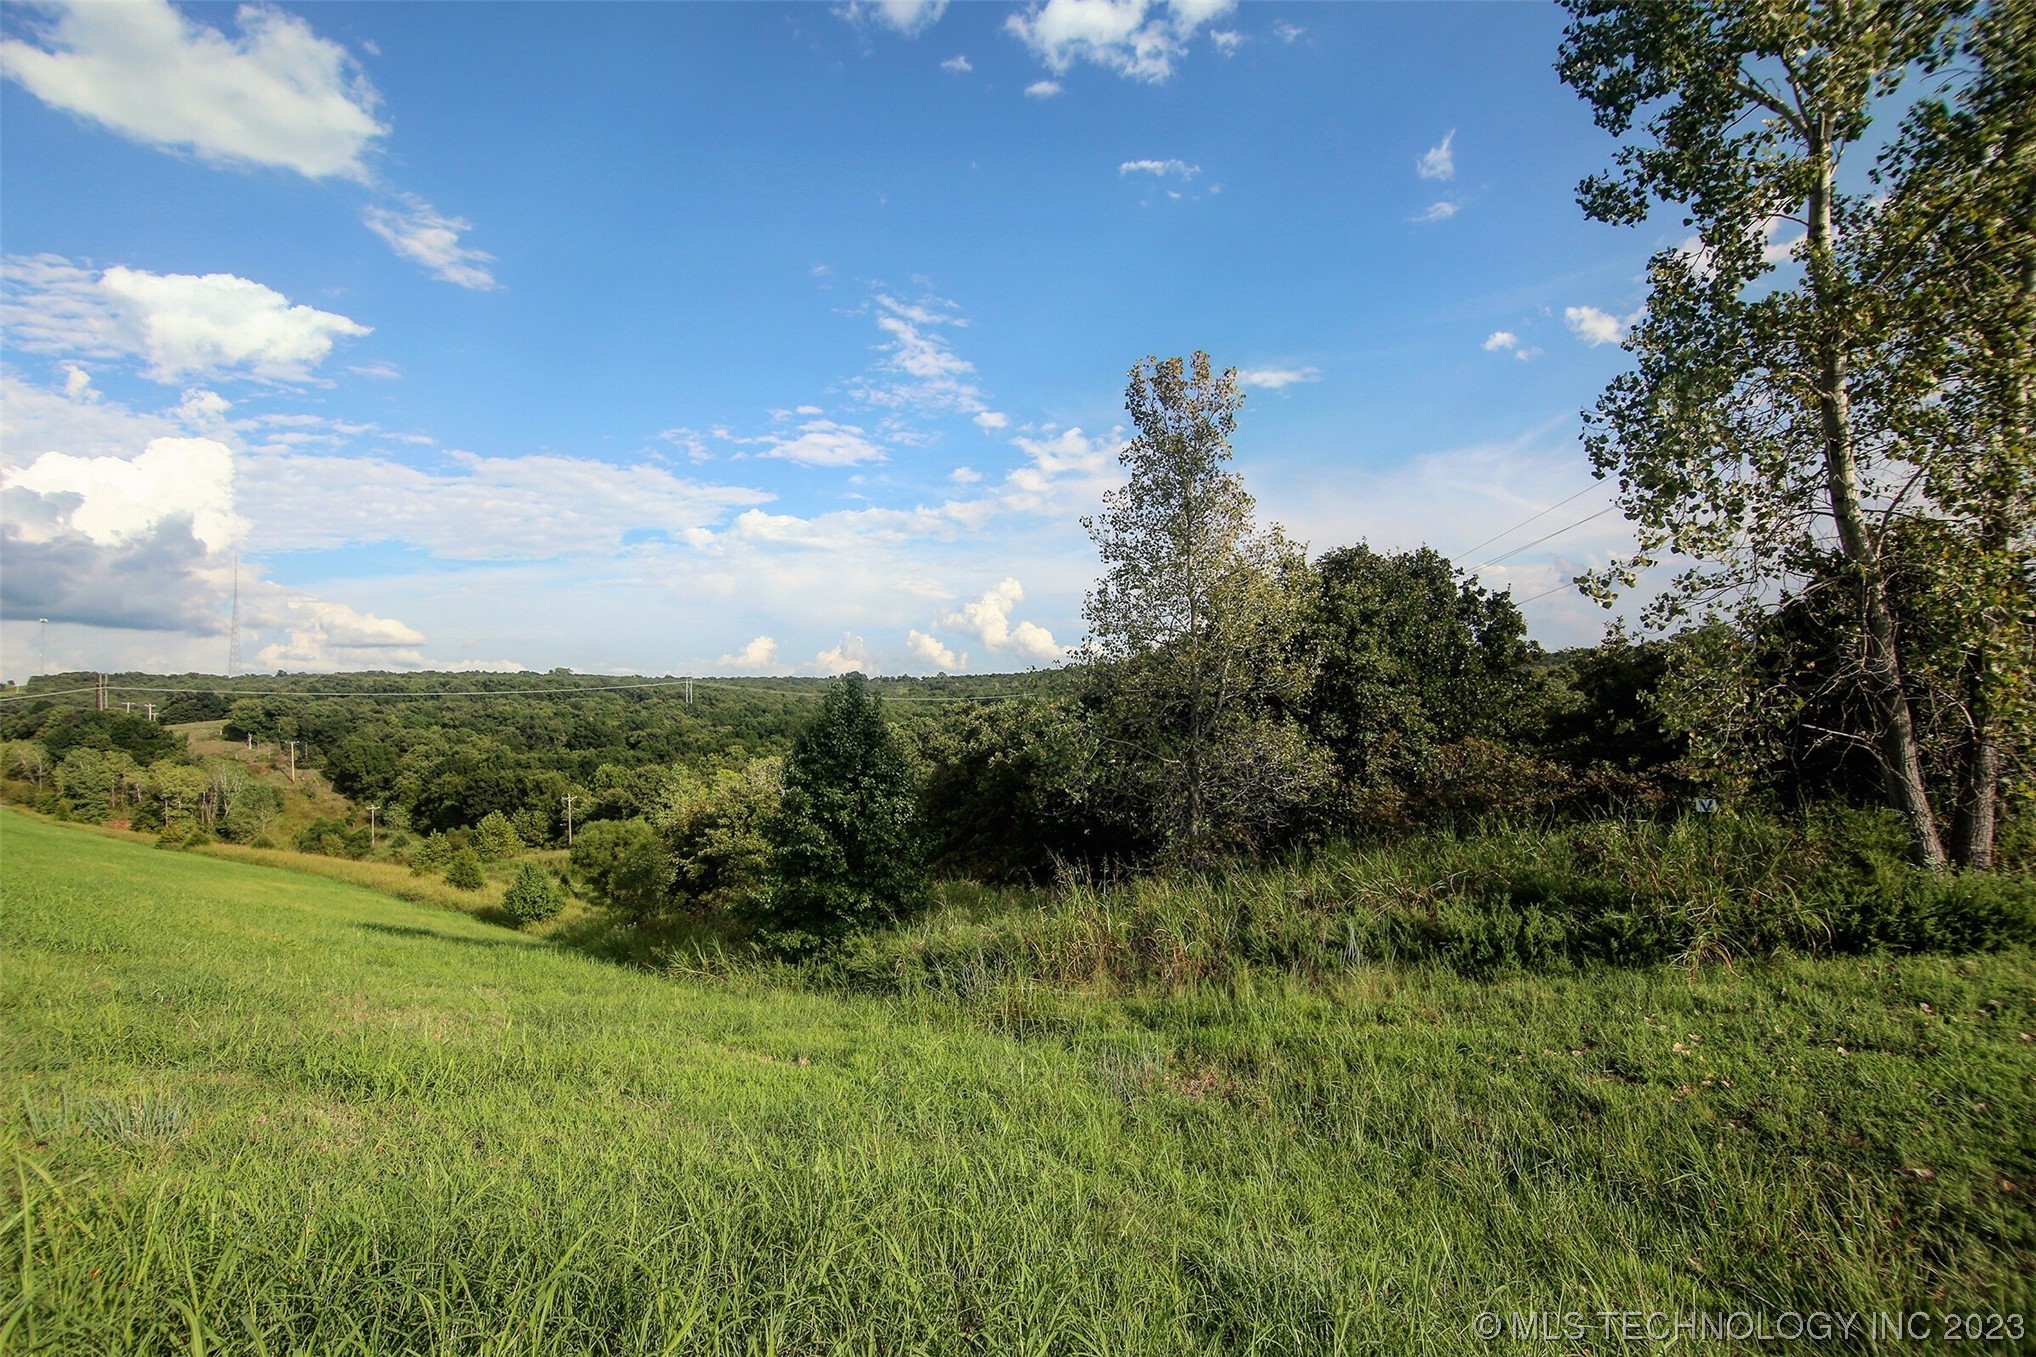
[943,577,1063,663]
[3,255,370,383]
[1006,0,1236,83]
[717,635,791,675]
[0,0,386,180]
[1024,79,1063,98]
[1565,305,1630,347]
[813,632,871,676]
[906,628,965,671]
[973,411,1009,431]
[941,54,972,72]
[7,436,246,554]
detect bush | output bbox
[474,810,523,861]
[502,862,564,925]
[295,817,370,859]
[443,848,486,891]
[570,819,667,921]
[657,759,781,916]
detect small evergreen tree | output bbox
[502,861,564,925]
[758,673,925,949]
[443,847,486,891]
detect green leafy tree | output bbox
[758,674,925,947]
[655,758,782,916]
[442,847,486,891]
[569,818,668,921]
[1858,1,2036,866]
[502,862,564,925]
[1080,352,1331,856]
[1558,0,1977,867]
[474,810,523,861]
[55,748,114,823]
[1305,544,1536,798]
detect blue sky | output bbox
[1,0,1689,679]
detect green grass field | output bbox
[3,809,2032,1353]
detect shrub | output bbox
[502,862,564,925]
[295,817,370,859]
[474,810,523,861]
[657,759,781,916]
[442,848,486,891]
[570,819,668,921]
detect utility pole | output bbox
[96,673,106,710]
[562,793,576,847]
[367,804,379,848]
[285,740,298,784]
[123,701,134,714]
[685,677,693,707]
[38,618,48,676]
[144,702,156,723]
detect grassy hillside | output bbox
[3,810,2032,1353]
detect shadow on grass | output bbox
[356,921,537,949]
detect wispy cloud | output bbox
[1412,201,1459,223]
[1417,129,1456,181]
[1119,158,1200,179]
[1237,366,1319,391]
[940,53,972,72]
[362,194,499,290]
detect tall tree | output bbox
[759,674,925,947]
[1080,353,1329,856]
[1305,544,1536,794]
[1863,0,2036,866]
[1558,0,1975,866]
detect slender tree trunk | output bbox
[1807,124,1949,869]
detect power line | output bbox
[1449,484,1602,565]
[1466,504,1620,576]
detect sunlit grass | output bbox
[3,809,2031,1353]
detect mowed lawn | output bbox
[3,811,2032,1354]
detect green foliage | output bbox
[219,781,282,844]
[1081,352,1332,858]
[1305,544,1536,794]
[759,674,926,948]
[473,809,523,861]
[849,808,2036,992]
[294,816,370,859]
[55,747,116,823]
[442,847,486,891]
[910,697,1110,881]
[569,818,668,920]
[501,861,565,925]
[656,759,782,916]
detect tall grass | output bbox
[5,808,2032,1352]
[839,809,2036,995]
